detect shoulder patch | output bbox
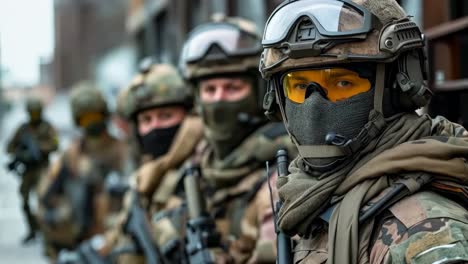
[389,191,468,229]
[389,220,468,264]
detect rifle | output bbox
[275,149,293,264]
[123,190,167,264]
[7,131,43,174]
[184,164,222,264]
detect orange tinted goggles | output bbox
[282,68,371,103]
[78,112,105,127]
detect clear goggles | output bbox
[181,23,262,64]
[282,68,372,103]
[262,0,373,46]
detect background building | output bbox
[53,0,135,94]
[423,1,468,127]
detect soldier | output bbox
[171,16,297,263]
[6,97,58,244]
[259,0,468,263]
[96,63,203,263]
[37,82,129,260]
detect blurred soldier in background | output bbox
[156,15,296,263]
[125,63,199,205]
[116,62,202,263]
[36,82,129,260]
[259,0,468,263]
[68,63,201,264]
[6,97,58,244]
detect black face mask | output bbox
[84,121,107,138]
[140,124,181,159]
[285,87,374,171]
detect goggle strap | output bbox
[341,110,386,155]
[373,63,386,113]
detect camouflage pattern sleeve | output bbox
[370,191,468,264]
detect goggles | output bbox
[282,68,371,103]
[78,112,106,128]
[180,23,261,64]
[262,0,373,47]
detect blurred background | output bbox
[0,0,467,263]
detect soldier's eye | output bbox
[336,80,353,88]
[138,114,152,125]
[159,112,173,120]
[294,83,308,90]
[202,85,216,94]
[226,84,242,93]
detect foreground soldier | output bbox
[6,97,58,244]
[259,0,468,263]
[37,82,128,260]
[166,16,296,263]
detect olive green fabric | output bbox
[277,113,468,264]
[201,90,261,160]
[202,122,297,188]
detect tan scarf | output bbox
[277,113,468,264]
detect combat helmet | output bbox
[70,81,109,126]
[126,63,192,120]
[261,0,432,118]
[179,15,266,109]
[26,97,43,113]
[26,97,44,122]
[259,0,433,170]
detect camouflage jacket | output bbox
[105,116,204,264]
[7,120,58,165]
[294,189,468,264]
[37,133,129,248]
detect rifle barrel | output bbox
[275,149,293,264]
[184,166,206,219]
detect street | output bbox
[0,94,74,264]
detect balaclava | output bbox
[199,75,264,159]
[140,124,181,159]
[284,63,376,171]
